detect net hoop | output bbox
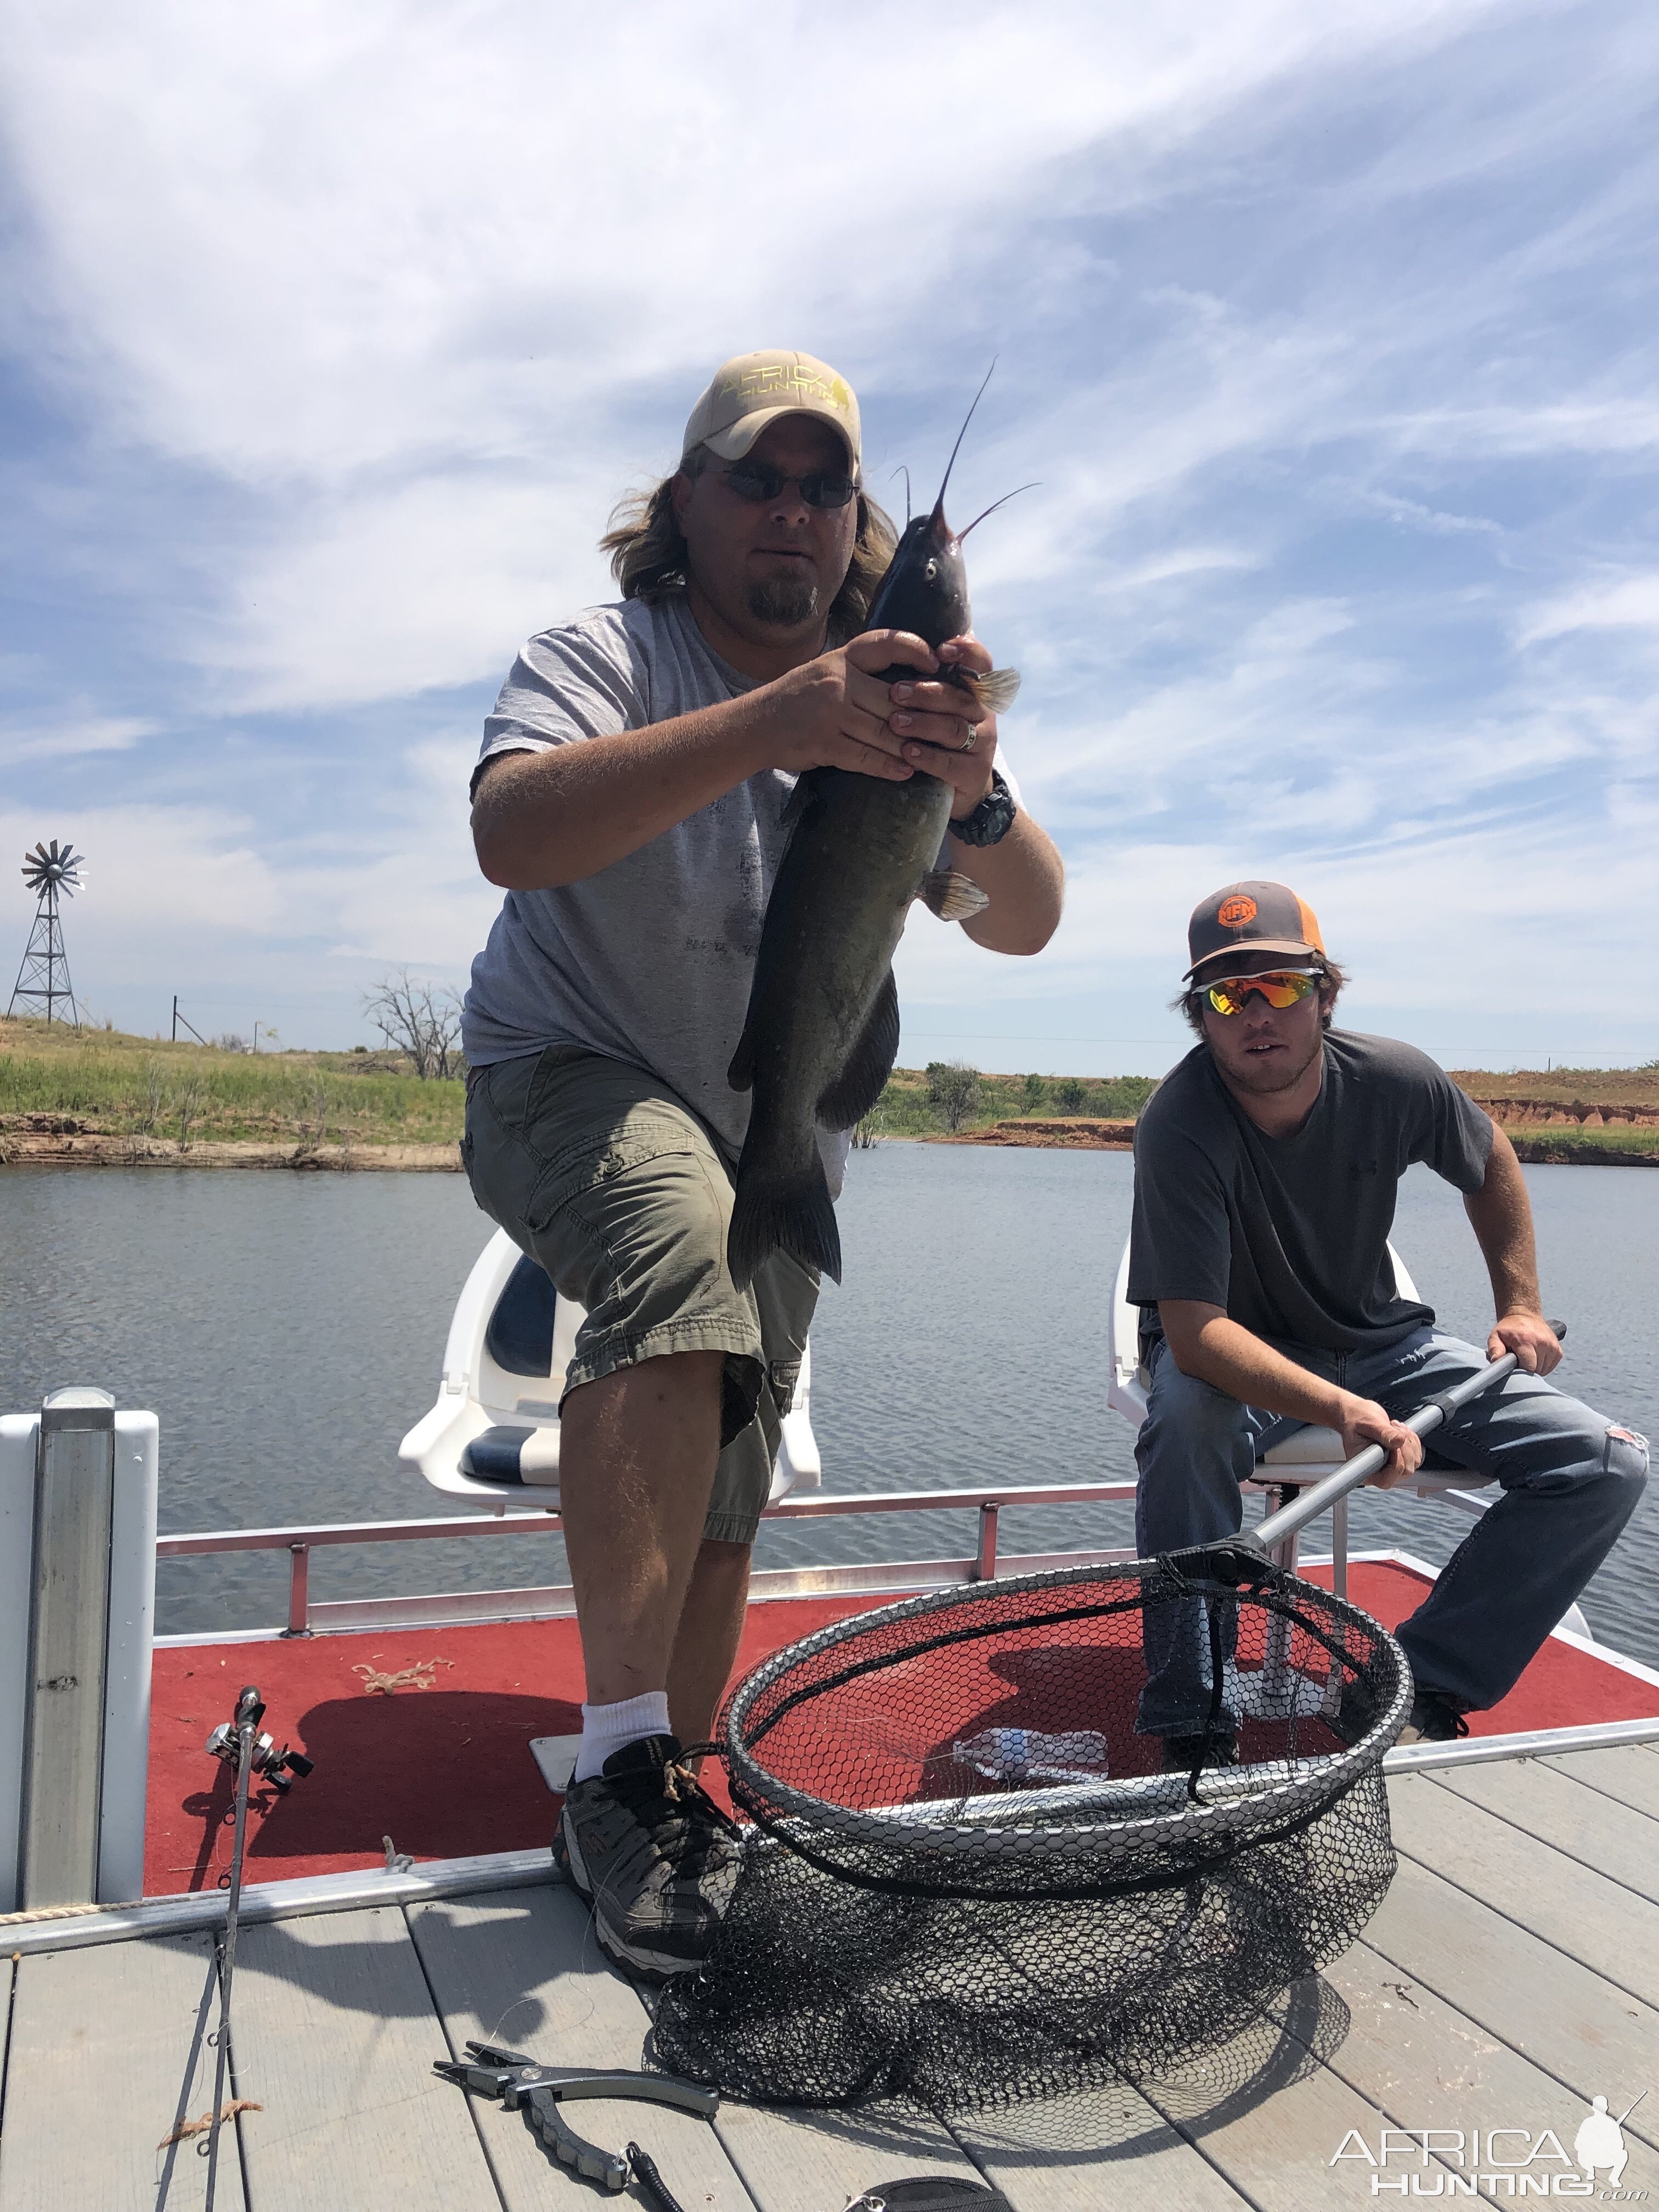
[722,1558,1410,1875]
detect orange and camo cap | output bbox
[682,349,861,475]
[1184,881,1326,981]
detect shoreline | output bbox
[0,1132,462,1172]
[919,1118,1658,1166]
[4,1126,1655,1173]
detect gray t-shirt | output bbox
[1127,1030,1495,1353]
[463,591,1005,1173]
[462,596,785,1154]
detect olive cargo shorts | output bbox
[461,1046,820,1545]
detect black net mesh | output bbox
[654,1555,1409,2109]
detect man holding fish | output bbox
[459,351,1063,1977]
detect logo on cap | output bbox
[716,364,852,415]
[1217,895,1258,929]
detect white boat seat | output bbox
[401,1227,822,1513]
[1106,1233,1492,1502]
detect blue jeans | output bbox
[1133,1327,1648,1732]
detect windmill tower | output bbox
[8,840,84,1027]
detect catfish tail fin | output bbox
[727,1137,842,1290]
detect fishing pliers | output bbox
[433,2040,718,2196]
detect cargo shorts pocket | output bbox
[523,1129,720,1299]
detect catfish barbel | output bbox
[726,373,1024,1290]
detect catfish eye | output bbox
[924,560,938,580]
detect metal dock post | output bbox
[1,1391,159,1911]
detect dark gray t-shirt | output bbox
[1127,1031,1495,1353]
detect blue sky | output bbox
[3,0,1656,1075]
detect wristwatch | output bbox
[948,769,1018,848]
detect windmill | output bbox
[8,839,84,1027]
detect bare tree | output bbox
[176,1071,204,1148]
[363,970,464,1080]
[927,1059,981,1133]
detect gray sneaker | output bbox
[558,1734,742,1980]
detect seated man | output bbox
[1127,879,1647,1758]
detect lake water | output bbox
[2,1152,1655,1662]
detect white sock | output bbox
[573,1691,672,1784]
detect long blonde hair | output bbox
[599,453,899,645]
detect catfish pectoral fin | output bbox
[958,665,1022,715]
[919,868,991,922]
[727,1148,842,1290]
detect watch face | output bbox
[955,773,1016,845]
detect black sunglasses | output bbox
[720,461,858,510]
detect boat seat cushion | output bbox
[459,1424,561,1486]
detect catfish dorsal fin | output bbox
[929,360,997,524]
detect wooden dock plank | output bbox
[949,2083,1252,2210]
[0,1930,245,2212]
[230,1903,503,2211]
[1430,1757,1659,1908]
[408,1886,756,2210]
[1363,1856,1659,2152]
[413,1882,1243,2212]
[715,2096,988,2212]
[1127,1984,1424,2212]
[1285,1940,1659,2197]
[1540,1743,1659,1822]
[1389,1771,1659,2000]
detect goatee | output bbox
[746,575,820,628]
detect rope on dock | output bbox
[0,1896,142,1926]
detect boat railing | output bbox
[157,1479,1146,1639]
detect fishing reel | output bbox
[205,1686,315,1795]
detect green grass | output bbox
[8,1018,1652,1156]
[1506,1124,1659,1159]
[0,1019,463,1147]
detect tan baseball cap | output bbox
[681,350,861,475]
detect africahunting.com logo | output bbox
[1331,2093,1647,2197]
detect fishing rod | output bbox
[200,1684,313,2210]
[1247,1325,1566,1559]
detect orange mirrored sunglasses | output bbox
[1201,969,1321,1016]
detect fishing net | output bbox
[653,1554,1409,2109]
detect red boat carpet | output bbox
[143,1562,1659,1897]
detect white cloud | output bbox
[1520,572,1659,645]
[1,715,155,764]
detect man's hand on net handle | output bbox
[1336,1395,1425,1491]
[1489,1310,1563,1376]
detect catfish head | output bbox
[859,366,1029,714]
[865,503,971,652]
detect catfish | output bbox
[725,375,1024,1289]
